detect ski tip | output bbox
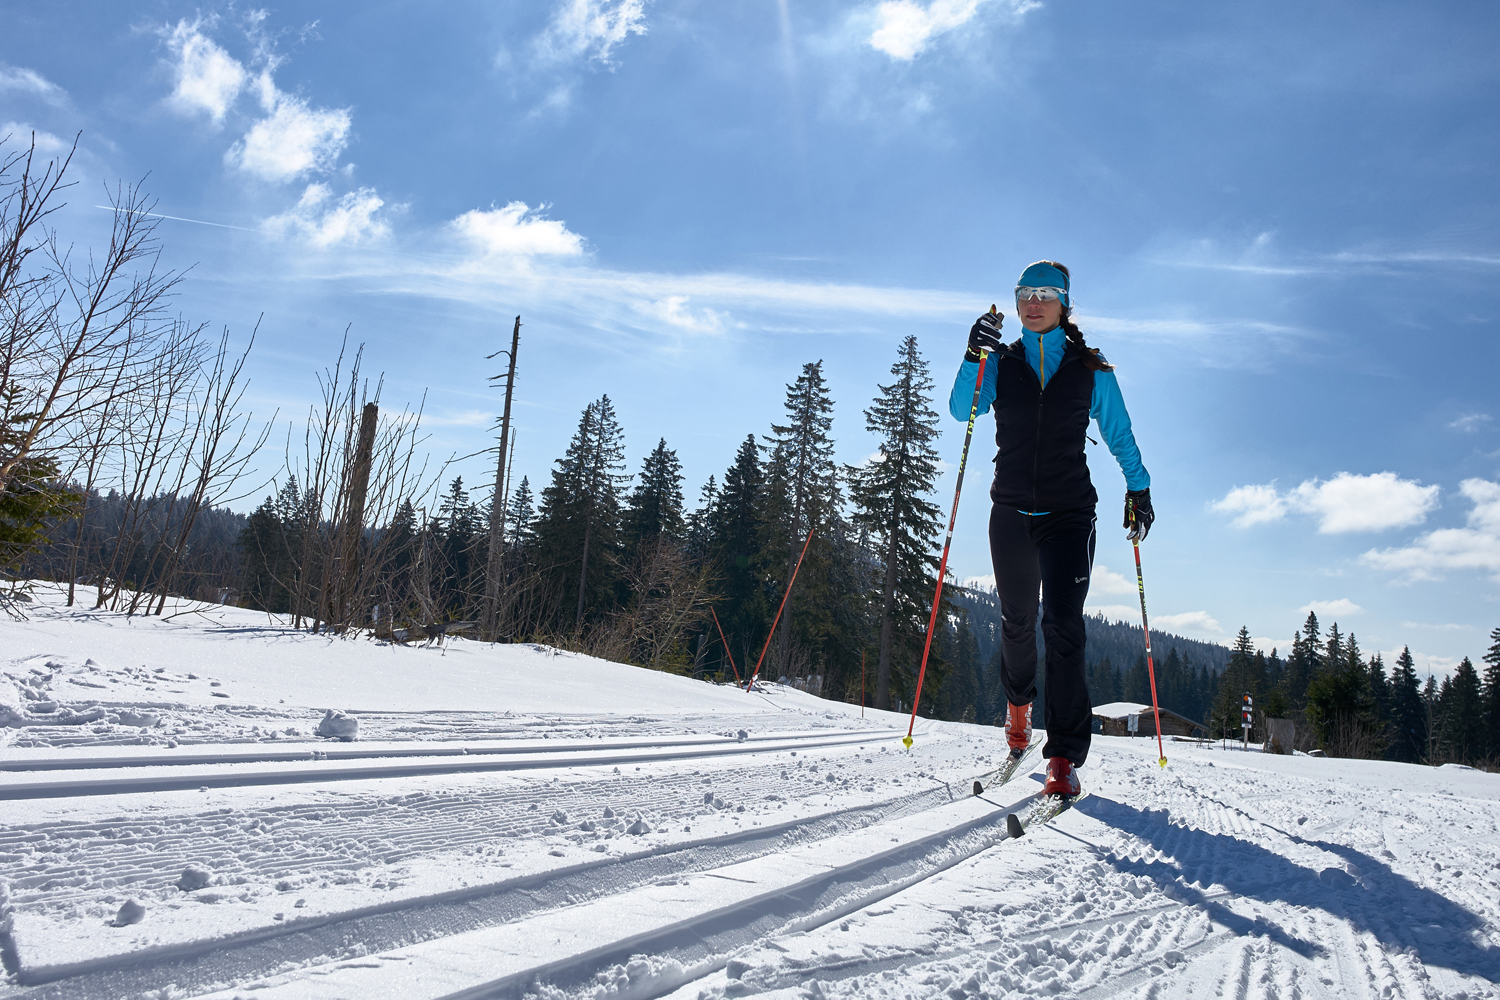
[972,780,984,796]
[1158,757,1168,768]
[901,735,913,749]
[1006,813,1024,838]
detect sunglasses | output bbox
[1015,286,1067,302]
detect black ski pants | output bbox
[989,504,1096,767]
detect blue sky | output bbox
[4,0,1499,675]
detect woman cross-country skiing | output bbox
[952,260,1152,798]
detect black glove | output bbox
[1124,488,1153,542]
[966,311,1004,361]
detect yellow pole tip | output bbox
[1158,758,1168,768]
[901,736,913,749]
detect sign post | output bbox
[1242,692,1253,750]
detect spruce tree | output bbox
[1442,657,1485,766]
[848,337,942,711]
[761,361,842,679]
[237,496,287,612]
[506,477,535,550]
[1368,652,1391,743]
[709,435,767,659]
[683,475,718,564]
[1211,627,1258,739]
[1389,646,1425,763]
[623,438,685,551]
[1280,612,1321,710]
[1306,628,1377,757]
[533,396,629,633]
[1482,627,1500,764]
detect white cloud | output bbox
[635,295,727,335]
[1398,621,1476,632]
[264,184,389,247]
[228,74,350,183]
[1360,478,1500,582]
[1212,472,1438,534]
[1449,413,1492,433]
[867,0,1038,61]
[1090,564,1135,596]
[1297,598,1362,619]
[1150,610,1225,637]
[451,202,586,259]
[0,64,66,103]
[1210,483,1287,528]
[1,123,67,153]
[164,19,246,123]
[535,0,648,65]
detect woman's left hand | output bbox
[1124,489,1153,541]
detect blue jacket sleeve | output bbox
[1091,370,1150,490]
[949,357,997,422]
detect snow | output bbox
[1091,701,1154,718]
[3,583,1500,1000]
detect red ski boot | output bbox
[1005,703,1032,756]
[1042,757,1080,798]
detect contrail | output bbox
[96,205,260,233]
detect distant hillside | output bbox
[950,586,1230,674]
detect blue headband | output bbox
[1017,262,1070,306]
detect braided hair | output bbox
[1037,260,1114,373]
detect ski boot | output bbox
[1004,702,1032,760]
[1042,757,1080,799]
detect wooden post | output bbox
[483,316,521,641]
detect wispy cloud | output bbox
[1361,478,1500,582]
[634,295,728,335]
[1,123,68,153]
[0,64,66,104]
[866,0,1039,61]
[1212,472,1439,533]
[264,184,389,247]
[533,0,648,66]
[1449,413,1492,434]
[228,73,351,183]
[163,19,246,123]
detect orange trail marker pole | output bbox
[710,607,742,688]
[745,527,814,693]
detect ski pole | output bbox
[1129,499,1168,768]
[710,607,743,687]
[745,526,814,692]
[904,307,998,748]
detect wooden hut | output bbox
[1091,701,1206,738]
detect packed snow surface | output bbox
[2,584,1498,1000]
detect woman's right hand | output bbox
[967,311,1004,360]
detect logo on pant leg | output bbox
[1074,575,1088,583]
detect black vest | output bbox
[987,338,1098,511]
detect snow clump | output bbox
[317,709,359,741]
[113,899,146,926]
[176,866,212,891]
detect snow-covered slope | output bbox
[2,585,1498,1000]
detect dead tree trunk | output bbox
[330,401,378,626]
[483,316,521,640]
